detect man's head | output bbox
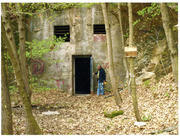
[97,65,101,70]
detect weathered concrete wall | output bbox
[30,5,125,94]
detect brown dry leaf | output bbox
[12,73,178,135]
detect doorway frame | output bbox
[72,55,93,95]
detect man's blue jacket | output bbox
[95,68,106,83]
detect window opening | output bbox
[93,24,106,34]
[54,25,70,42]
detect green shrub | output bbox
[141,115,152,122]
[165,92,170,98]
[144,80,150,87]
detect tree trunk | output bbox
[27,17,33,90]
[1,42,13,135]
[1,4,42,135]
[101,3,122,107]
[117,3,131,94]
[160,3,178,86]
[18,11,32,104]
[17,11,35,134]
[128,3,141,122]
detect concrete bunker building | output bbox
[30,5,126,95]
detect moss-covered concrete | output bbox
[29,5,125,94]
[104,110,124,118]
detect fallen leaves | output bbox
[11,73,178,135]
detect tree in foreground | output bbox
[1,3,42,134]
[160,3,178,86]
[117,3,131,94]
[101,3,123,108]
[128,3,141,122]
[1,38,13,135]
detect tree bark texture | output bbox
[1,41,13,135]
[1,3,42,135]
[160,3,178,85]
[128,3,141,122]
[18,11,32,104]
[101,3,123,107]
[17,10,35,134]
[117,3,131,94]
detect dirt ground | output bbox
[12,73,178,135]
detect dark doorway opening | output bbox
[75,57,91,94]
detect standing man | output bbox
[93,65,106,95]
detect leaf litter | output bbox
[12,73,178,135]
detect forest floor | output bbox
[11,73,178,135]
